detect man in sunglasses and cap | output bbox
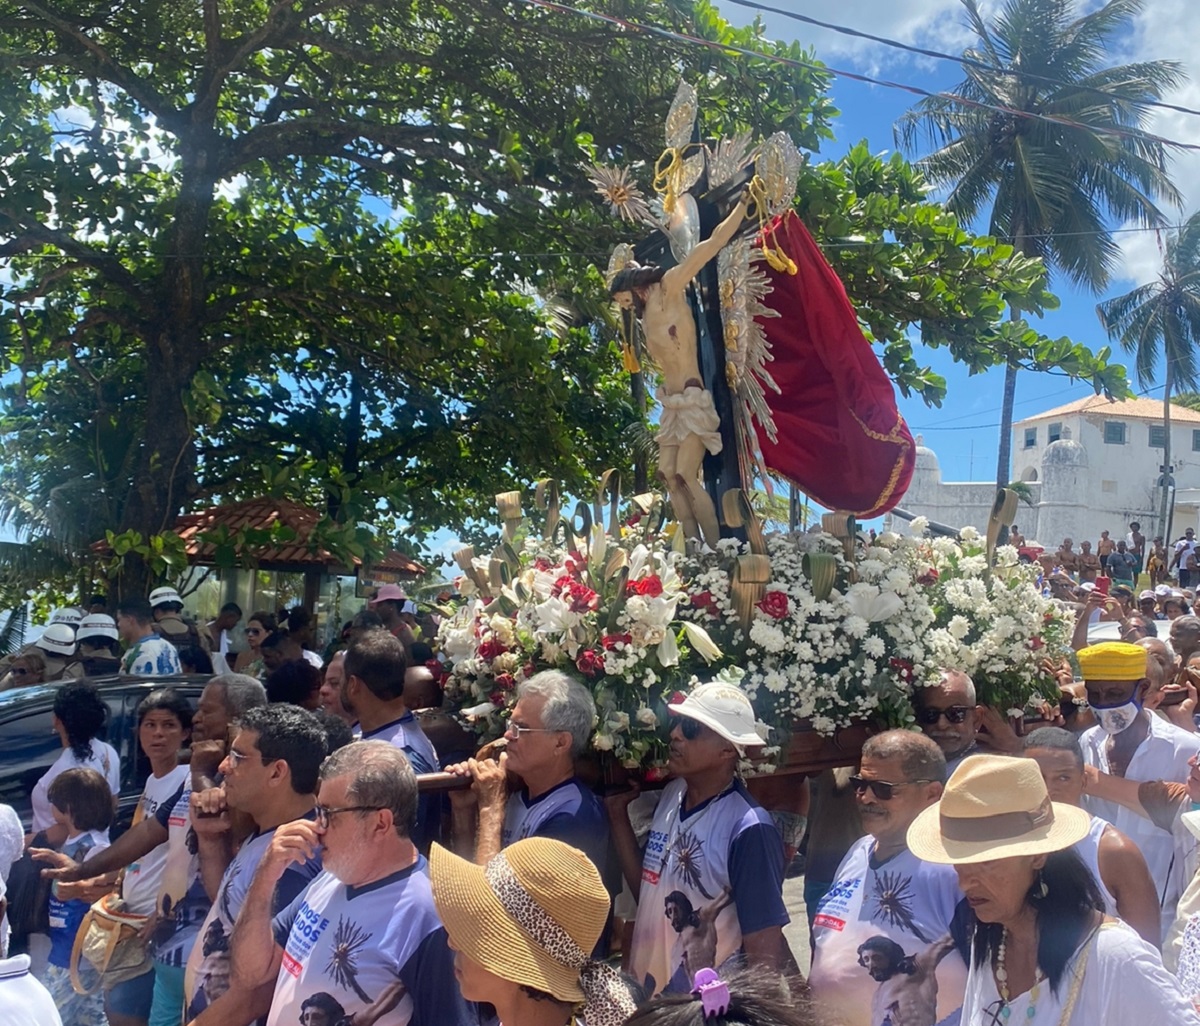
[606,680,790,998]
[808,730,967,1026]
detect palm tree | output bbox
[896,0,1183,488]
[1098,212,1200,543]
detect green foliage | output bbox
[0,0,1127,603]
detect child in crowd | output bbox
[42,767,114,1025]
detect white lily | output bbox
[680,621,722,664]
[845,584,904,622]
[461,702,496,719]
[657,630,680,667]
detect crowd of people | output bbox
[1019,522,1200,591]
[10,572,1200,1026]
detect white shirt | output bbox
[0,954,63,1026]
[1071,817,1117,914]
[1082,715,1200,935]
[0,805,22,956]
[960,921,1198,1026]
[122,765,189,914]
[809,836,967,1026]
[31,741,121,832]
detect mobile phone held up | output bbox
[1095,576,1111,596]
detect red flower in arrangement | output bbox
[626,512,643,527]
[488,690,507,707]
[477,639,508,662]
[627,575,664,598]
[889,657,915,683]
[523,661,537,678]
[602,633,633,650]
[1028,637,1045,651]
[563,580,600,613]
[425,659,442,672]
[552,574,576,596]
[689,590,721,616]
[916,568,940,586]
[534,557,556,572]
[494,672,517,691]
[642,766,670,783]
[757,591,789,620]
[669,690,688,706]
[576,649,605,677]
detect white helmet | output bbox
[37,622,77,656]
[77,613,119,643]
[49,607,83,628]
[149,586,183,609]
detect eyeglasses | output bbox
[849,775,934,801]
[504,723,562,739]
[914,705,971,726]
[669,716,704,741]
[224,747,266,769]
[313,804,385,829]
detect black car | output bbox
[0,674,210,830]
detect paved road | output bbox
[783,873,812,969]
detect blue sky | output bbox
[719,0,1200,486]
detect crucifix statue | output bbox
[590,82,799,547]
[608,190,752,546]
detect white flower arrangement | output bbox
[436,515,1070,774]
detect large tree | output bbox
[1,0,1128,602]
[896,0,1183,489]
[1098,212,1200,541]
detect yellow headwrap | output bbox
[1077,641,1148,682]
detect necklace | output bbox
[995,928,1044,1021]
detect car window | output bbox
[0,706,58,815]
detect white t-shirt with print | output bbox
[628,778,789,998]
[122,764,189,914]
[809,836,968,1026]
[31,741,121,832]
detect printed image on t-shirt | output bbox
[809,839,966,1026]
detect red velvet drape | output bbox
[753,211,915,517]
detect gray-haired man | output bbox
[447,671,612,876]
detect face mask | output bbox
[1090,697,1141,735]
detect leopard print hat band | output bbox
[484,853,638,1026]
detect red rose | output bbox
[488,690,507,707]
[552,574,575,596]
[917,568,939,586]
[602,633,633,650]
[669,690,688,706]
[690,590,721,616]
[523,661,537,678]
[494,672,517,691]
[1028,636,1045,651]
[576,649,605,677]
[756,591,789,620]
[534,557,555,572]
[625,512,643,527]
[642,766,669,783]
[631,575,664,597]
[565,581,599,613]
[889,657,915,683]
[477,639,507,661]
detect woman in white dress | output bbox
[907,754,1199,1026]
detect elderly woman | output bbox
[430,836,639,1026]
[908,754,1199,1026]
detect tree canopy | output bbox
[0,0,1128,600]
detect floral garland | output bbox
[436,515,1070,774]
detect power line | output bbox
[721,0,1200,122]
[516,0,1200,154]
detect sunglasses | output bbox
[9,667,31,677]
[849,775,933,800]
[914,705,971,726]
[669,716,704,741]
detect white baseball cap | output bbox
[149,586,183,608]
[77,613,119,642]
[49,607,83,627]
[37,622,77,656]
[667,682,764,748]
[1156,585,1173,597]
[1139,590,1157,601]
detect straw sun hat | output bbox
[430,837,636,1026]
[907,754,1090,865]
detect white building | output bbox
[901,396,1200,546]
